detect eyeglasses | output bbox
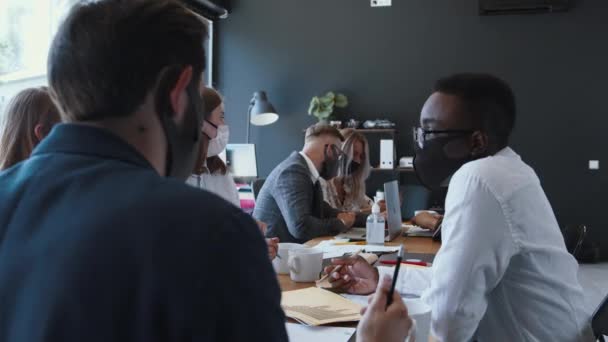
[412,127,474,148]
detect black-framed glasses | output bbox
[412,127,474,148]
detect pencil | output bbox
[332,241,367,246]
[317,249,363,283]
[379,260,431,267]
[386,245,403,308]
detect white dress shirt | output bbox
[299,151,320,184]
[382,147,593,341]
[186,171,240,208]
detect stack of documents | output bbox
[281,287,362,326]
[315,240,401,259]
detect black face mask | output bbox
[157,81,203,180]
[348,161,361,175]
[413,136,473,190]
[320,146,340,180]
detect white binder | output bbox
[379,139,394,169]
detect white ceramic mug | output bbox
[272,243,306,275]
[404,298,431,342]
[288,248,323,282]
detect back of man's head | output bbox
[48,0,208,122]
[304,124,344,145]
[434,73,516,149]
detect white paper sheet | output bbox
[340,294,371,307]
[285,323,355,342]
[403,224,434,237]
[340,295,431,342]
[378,265,433,297]
[315,240,400,259]
[340,293,422,307]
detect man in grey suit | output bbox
[254,124,364,243]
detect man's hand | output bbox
[322,255,379,295]
[412,212,442,231]
[265,237,279,260]
[357,275,413,342]
[337,212,356,229]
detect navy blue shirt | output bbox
[0,124,287,341]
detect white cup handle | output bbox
[288,255,300,274]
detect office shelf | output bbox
[371,167,414,173]
[353,128,397,133]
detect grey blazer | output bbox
[253,152,348,243]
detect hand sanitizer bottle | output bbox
[366,197,385,245]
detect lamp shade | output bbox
[249,91,278,126]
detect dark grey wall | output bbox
[215,0,607,245]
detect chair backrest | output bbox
[252,178,266,201]
[593,293,608,340]
[400,184,431,220]
[561,224,588,258]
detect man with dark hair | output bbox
[254,124,364,243]
[0,1,286,341]
[433,73,516,150]
[325,73,592,341]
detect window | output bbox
[204,19,214,87]
[0,0,75,83]
[0,1,214,114]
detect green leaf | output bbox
[334,93,348,108]
[308,97,320,115]
[318,102,328,113]
[319,92,334,106]
[319,96,333,106]
[309,91,346,119]
[317,107,333,119]
[311,102,333,119]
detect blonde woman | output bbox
[0,87,60,171]
[321,128,374,213]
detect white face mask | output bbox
[207,124,229,157]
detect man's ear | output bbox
[470,131,489,157]
[322,143,331,158]
[169,66,193,118]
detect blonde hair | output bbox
[338,128,371,204]
[0,87,60,170]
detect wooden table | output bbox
[278,235,441,292]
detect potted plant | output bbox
[308,91,348,123]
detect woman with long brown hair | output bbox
[187,87,279,259]
[321,128,374,213]
[186,87,238,206]
[0,87,60,171]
